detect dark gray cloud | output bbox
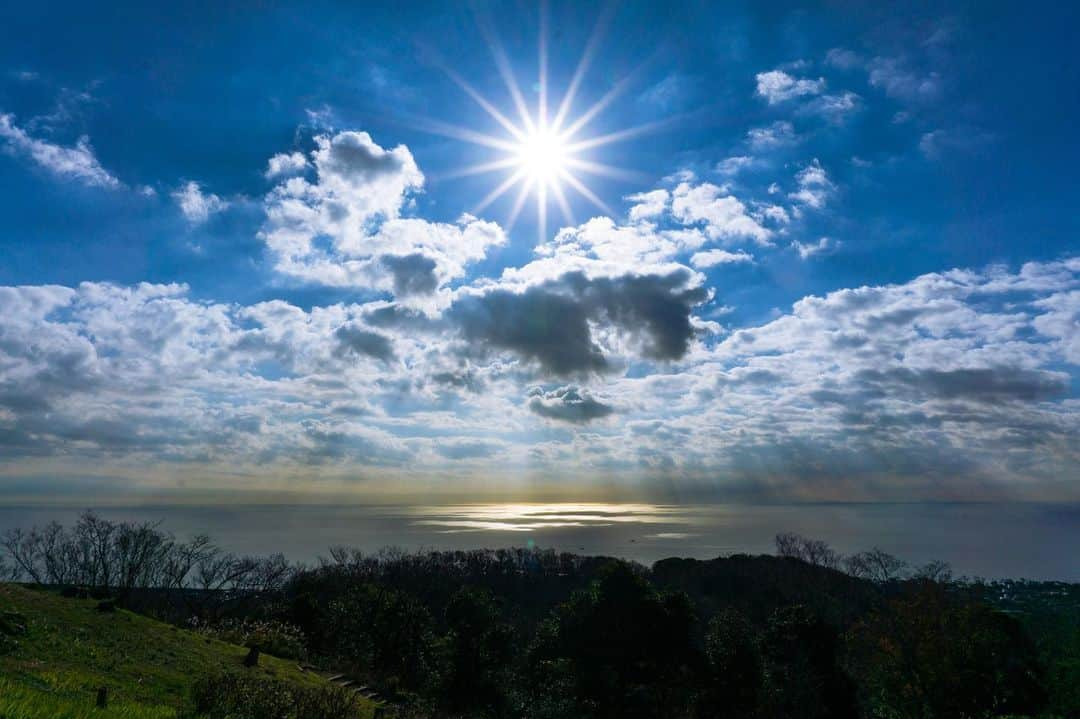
[450,270,707,375]
[333,324,395,362]
[380,253,438,296]
[319,130,413,182]
[854,367,1069,404]
[430,369,485,393]
[527,386,615,423]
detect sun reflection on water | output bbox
[409,503,689,533]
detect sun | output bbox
[418,6,664,242]
[515,129,570,184]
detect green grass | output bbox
[0,584,376,719]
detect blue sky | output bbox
[1,0,1078,502]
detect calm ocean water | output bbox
[0,502,1075,581]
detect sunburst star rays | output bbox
[422,6,662,241]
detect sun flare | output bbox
[515,129,570,184]
[420,7,663,241]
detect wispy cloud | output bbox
[0,113,120,188]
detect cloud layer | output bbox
[1,254,1077,499]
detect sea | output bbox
[0,502,1075,581]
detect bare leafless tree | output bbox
[912,559,953,583]
[1,527,45,583]
[774,532,841,570]
[844,548,908,583]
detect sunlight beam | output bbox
[426,5,668,238]
[564,157,648,183]
[550,2,616,133]
[410,117,519,153]
[549,177,575,227]
[434,156,521,181]
[559,168,614,216]
[538,0,549,129]
[444,67,527,142]
[474,167,527,214]
[505,176,534,231]
[564,118,672,154]
[474,11,536,134]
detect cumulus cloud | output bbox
[0,113,119,188]
[450,269,709,375]
[172,181,228,223]
[1,258,1079,498]
[333,324,395,362]
[690,249,754,268]
[260,130,505,304]
[265,151,309,178]
[527,386,615,423]
[626,189,669,222]
[755,70,825,104]
[788,160,833,210]
[671,182,772,245]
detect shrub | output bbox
[190,672,362,719]
[188,617,307,660]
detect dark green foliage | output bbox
[326,582,436,692]
[525,562,698,719]
[433,587,515,717]
[760,605,857,719]
[190,671,363,719]
[980,579,1080,717]
[845,581,1047,718]
[699,608,763,718]
[4,519,1075,718]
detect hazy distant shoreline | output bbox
[1,502,1075,581]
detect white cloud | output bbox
[172,181,228,223]
[801,91,861,122]
[0,113,120,188]
[265,151,309,179]
[788,159,833,209]
[747,121,796,150]
[791,237,835,259]
[754,70,826,104]
[690,249,754,268]
[671,182,772,245]
[260,130,505,306]
[715,155,754,176]
[1,258,1079,498]
[626,189,669,222]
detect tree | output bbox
[327,583,436,691]
[699,608,763,718]
[759,605,858,719]
[436,586,515,717]
[845,583,1046,718]
[526,562,697,719]
[843,548,908,584]
[774,533,841,570]
[912,559,952,583]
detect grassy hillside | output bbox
[0,584,377,719]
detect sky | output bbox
[1,0,1079,504]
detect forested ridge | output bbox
[2,513,1077,718]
